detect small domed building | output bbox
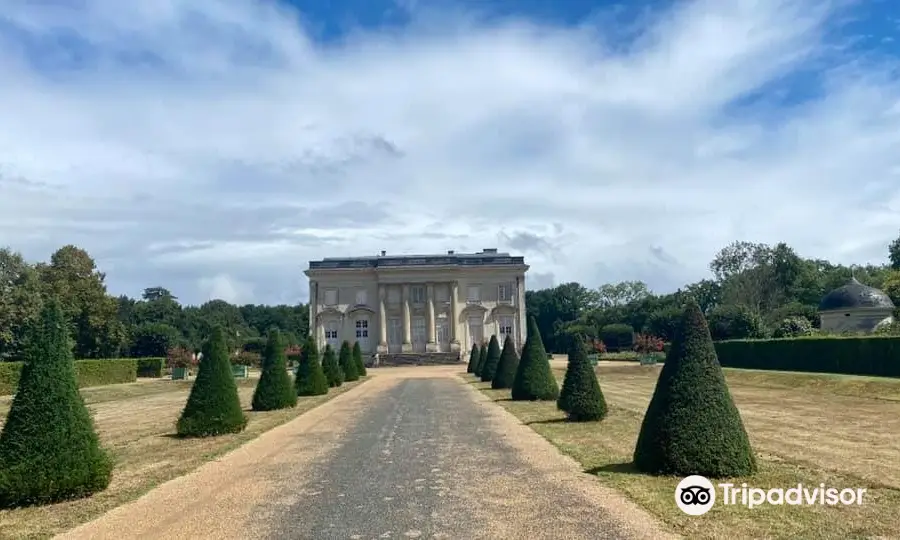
[818,277,895,333]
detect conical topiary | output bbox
[491,335,519,389]
[176,326,248,437]
[474,342,488,377]
[556,335,607,421]
[633,301,756,477]
[511,316,559,401]
[0,300,112,508]
[251,329,297,411]
[479,335,502,382]
[339,341,358,381]
[466,343,480,374]
[352,341,367,377]
[322,344,343,387]
[295,336,328,396]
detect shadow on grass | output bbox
[525,417,568,425]
[585,462,643,476]
[493,397,514,402]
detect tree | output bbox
[321,344,343,387]
[251,329,297,411]
[596,281,651,308]
[295,336,328,396]
[0,300,112,507]
[176,326,247,437]
[0,248,42,360]
[490,335,519,389]
[479,335,502,382]
[511,316,559,401]
[338,341,358,381]
[466,343,480,374]
[130,322,180,357]
[890,231,900,270]
[556,335,607,421]
[633,301,756,477]
[474,342,488,377]
[352,341,367,377]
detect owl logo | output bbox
[675,475,716,515]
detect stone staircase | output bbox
[373,352,462,367]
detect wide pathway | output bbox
[59,366,676,540]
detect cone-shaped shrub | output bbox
[491,335,519,389]
[480,335,502,382]
[176,326,248,437]
[474,343,488,377]
[322,344,343,387]
[466,344,480,374]
[251,329,297,411]
[295,336,328,396]
[339,341,358,381]
[556,335,607,421]
[511,316,559,401]
[633,301,756,477]
[352,341,367,377]
[0,300,112,508]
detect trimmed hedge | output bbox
[714,335,900,377]
[0,359,138,395]
[137,357,165,378]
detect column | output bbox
[401,284,412,352]
[425,283,437,352]
[377,284,388,353]
[516,274,527,351]
[449,281,460,352]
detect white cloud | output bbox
[1,0,899,303]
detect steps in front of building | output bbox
[375,352,462,367]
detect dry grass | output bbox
[0,376,367,540]
[475,364,900,540]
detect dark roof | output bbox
[818,277,895,311]
[307,249,525,270]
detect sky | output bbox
[1,0,900,306]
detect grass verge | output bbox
[0,376,368,540]
[472,365,900,539]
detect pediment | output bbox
[490,304,517,317]
[347,304,376,315]
[460,303,488,316]
[317,307,344,319]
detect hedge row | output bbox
[137,357,166,378]
[0,359,138,395]
[714,335,900,377]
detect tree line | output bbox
[525,236,900,353]
[0,245,309,361]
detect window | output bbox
[323,288,338,306]
[499,316,514,341]
[498,283,513,303]
[355,319,369,338]
[467,285,481,303]
[411,285,425,304]
[325,329,339,339]
[355,288,368,306]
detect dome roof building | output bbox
[818,277,894,334]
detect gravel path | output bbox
[58,367,674,540]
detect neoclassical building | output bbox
[304,249,528,361]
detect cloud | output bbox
[1,0,899,304]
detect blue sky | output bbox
[1,0,900,305]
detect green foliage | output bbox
[339,341,358,381]
[475,343,488,376]
[321,344,343,387]
[352,341,366,377]
[466,343,479,373]
[295,336,328,396]
[556,335,607,421]
[479,335,502,382]
[600,323,634,351]
[251,329,297,411]
[511,316,559,401]
[634,301,756,477]
[130,322,180,357]
[242,337,267,354]
[136,357,165,377]
[490,335,519,389]
[0,300,112,507]
[714,335,900,377]
[772,316,814,338]
[176,326,247,437]
[0,358,139,395]
[707,305,766,340]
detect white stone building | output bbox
[304,249,528,360]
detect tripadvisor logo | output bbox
[675,475,867,515]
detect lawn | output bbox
[0,376,367,540]
[473,364,900,539]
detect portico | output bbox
[304,249,528,362]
